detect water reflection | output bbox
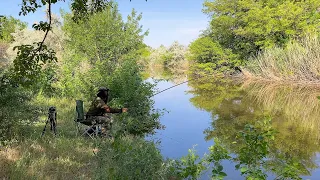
[144,66,188,84]
[188,77,320,178]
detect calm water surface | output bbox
[150,78,320,179]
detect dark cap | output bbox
[98,87,109,92]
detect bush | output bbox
[106,59,164,136]
[188,36,240,74]
[203,0,320,59]
[59,3,148,100]
[95,136,174,180]
[0,78,42,143]
[58,5,163,137]
[146,42,189,75]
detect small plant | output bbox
[175,145,207,180]
[234,119,275,179]
[205,139,231,180]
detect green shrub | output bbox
[0,79,42,144]
[188,37,240,74]
[203,0,320,59]
[106,59,164,136]
[95,136,173,180]
[175,146,207,180]
[146,42,189,75]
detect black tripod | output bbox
[41,106,57,137]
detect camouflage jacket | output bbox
[86,97,122,116]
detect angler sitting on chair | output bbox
[83,87,128,136]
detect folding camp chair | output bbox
[74,100,102,139]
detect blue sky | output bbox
[0,0,209,48]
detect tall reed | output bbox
[246,35,320,83]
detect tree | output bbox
[0,16,27,74]
[12,0,146,86]
[63,5,147,66]
[166,41,188,68]
[59,2,148,95]
[58,5,162,136]
[0,16,27,43]
[202,0,320,60]
[189,36,239,65]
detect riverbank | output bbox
[0,96,176,179]
[2,75,320,179]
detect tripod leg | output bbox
[54,113,57,136]
[41,119,49,137]
[52,120,57,136]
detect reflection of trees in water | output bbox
[147,66,188,84]
[188,77,243,112]
[243,80,320,132]
[188,77,320,177]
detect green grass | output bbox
[0,97,96,179]
[0,96,176,180]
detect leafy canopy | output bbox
[11,0,146,86]
[60,3,161,136]
[0,16,27,43]
[189,36,240,70]
[189,0,320,70]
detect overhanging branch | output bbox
[38,0,52,52]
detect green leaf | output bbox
[219,172,227,177]
[32,21,51,32]
[240,167,248,173]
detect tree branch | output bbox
[38,0,52,52]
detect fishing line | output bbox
[147,74,213,144]
[151,133,184,144]
[162,134,185,144]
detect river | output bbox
[149,77,320,179]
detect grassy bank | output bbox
[0,96,177,179]
[0,97,96,179]
[245,35,320,83]
[0,6,182,179]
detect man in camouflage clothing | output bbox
[84,87,128,136]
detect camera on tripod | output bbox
[41,106,57,137]
[49,106,56,113]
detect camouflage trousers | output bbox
[85,114,114,135]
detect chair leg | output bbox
[82,127,95,139]
[75,122,103,139]
[95,125,102,136]
[81,125,101,139]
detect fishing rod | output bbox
[150,79,191,97]
[150,74,214,98]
